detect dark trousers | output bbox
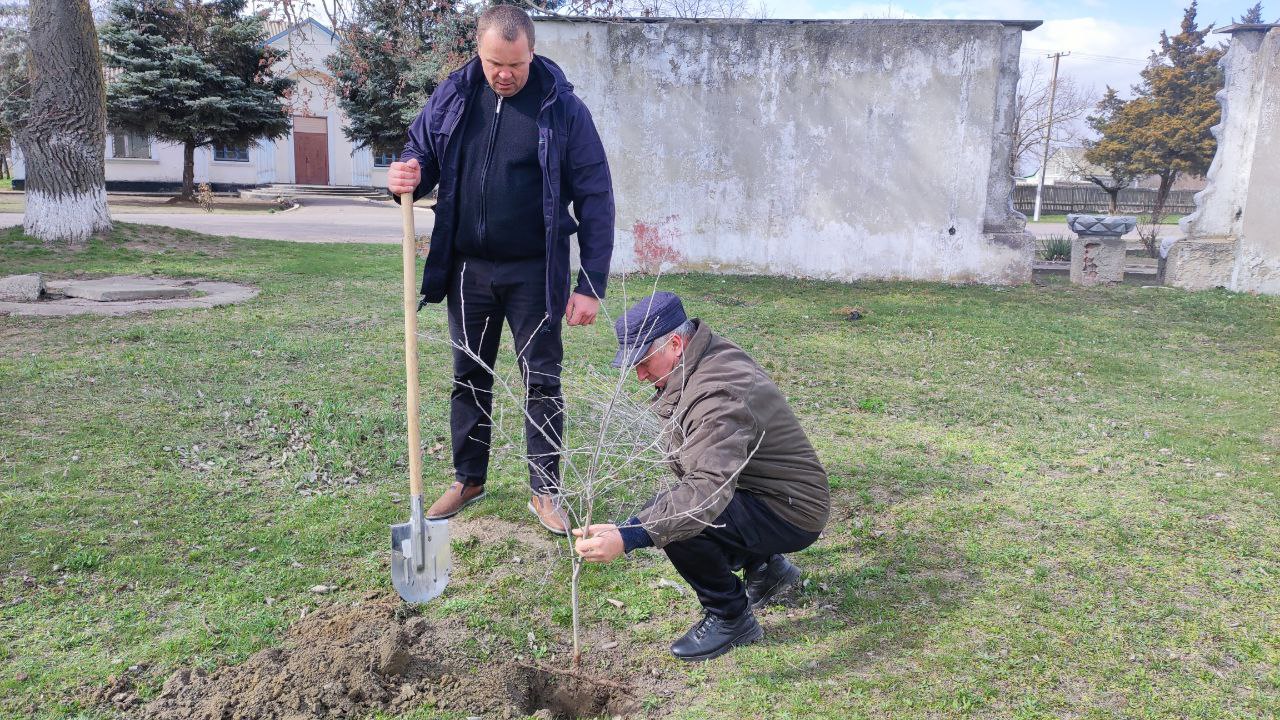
[446,255,563,493]
[663,491,820,619]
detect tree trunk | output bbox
[17,0,110,243]
[181,141,196,201]
[1107,190,1119,215]
[1151,171,1177,224]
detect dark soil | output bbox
[126,596,674,719]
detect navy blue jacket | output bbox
[401,55,615,320]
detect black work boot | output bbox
[744,555,802,609]
[669,610,763,661]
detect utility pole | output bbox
[1032,51,1069,222]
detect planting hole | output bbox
[514,664,639,719]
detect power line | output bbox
[1022,47,1147,65]
[1033,51,1069,222]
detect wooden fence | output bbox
[1013,184,1198,216]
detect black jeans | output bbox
[663,491,820,619]
[446,255,563,493]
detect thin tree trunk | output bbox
[182,141,196,201]
[1108,190,1118,215]
[17,0,110,243]
[1151,172,1176,224]
[570,555,583,668]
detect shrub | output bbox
[1037,235,1072,261]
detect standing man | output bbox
[386,6,614,535]
[574,292,830,661]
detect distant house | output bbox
[1026,146,1206,192]
[11,18,392,192]
[1039,147,1113,186]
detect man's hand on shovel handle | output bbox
[388,158,420,196]
[566,292,599,326]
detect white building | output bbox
[11,18,391,192]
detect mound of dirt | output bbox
[134,597,659,719]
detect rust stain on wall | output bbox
[632,217,684,273]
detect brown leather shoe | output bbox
[527,493,570,536]
[426,482,485,519]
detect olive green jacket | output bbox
[636,319,830,548]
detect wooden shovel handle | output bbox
[401,193,423,499]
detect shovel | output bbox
[390,192,450,604]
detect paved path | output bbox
[1,197,1179,246]
[0,196,434,244]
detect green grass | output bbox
[0,177,12,191]
[2,224,1279,719]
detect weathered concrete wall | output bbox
[535,18,1038,284]
[1169,24,1280,294]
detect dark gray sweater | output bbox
[452,72,545,260]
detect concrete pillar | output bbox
[1167,24,1280,294]
[254,139,277,185]
[1068,214,1136,286]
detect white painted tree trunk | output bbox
[24,186,110,241]
[17,0,111,243]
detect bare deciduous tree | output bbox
[433,271,757,668]
[1010,60,1095,179]
[623,0,747,17]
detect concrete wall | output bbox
[1169,24,1280,294]
[535,18,1038,283]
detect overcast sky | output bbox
[755,0,1270,98]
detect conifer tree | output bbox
[101,0,294,200]
[326,0,476,155]
[1081,88,1139,215]
[1235,3,1263,23]
[1086,2,1223,236]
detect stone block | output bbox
[0,273,44,302]
[1070,236,1126,286]
[1164,237,1237,290]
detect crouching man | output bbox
[573,292,830,661]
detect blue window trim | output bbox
[214,144,250,162]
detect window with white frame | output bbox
[214,143,250,162]
[373,146,397,168]
[111,130,151,159]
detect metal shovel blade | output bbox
[390,496,451,603]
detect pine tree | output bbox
[326,0,477,155]
[1082,88,1140,214]
[1086,2,1223,244]
[100,0,294,200]
[1235,3,1264,23]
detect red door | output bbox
[292,116,328,185]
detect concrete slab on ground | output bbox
[53,277,195,302]
[1,276,258,317]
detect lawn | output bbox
[1,224,1278,719]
